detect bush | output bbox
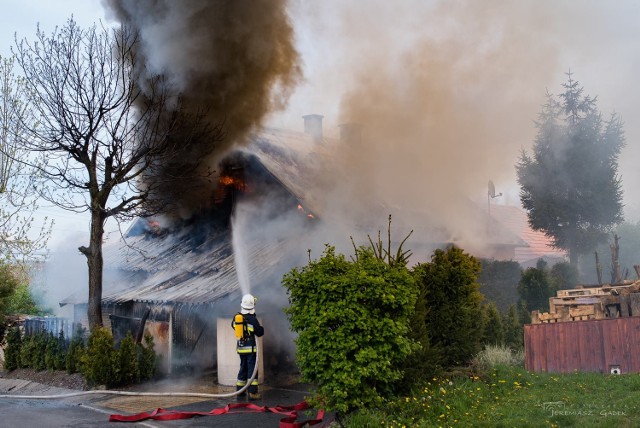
[481,302,504,346]
[518,259,556,312]
[283,244,418,413]
[45,330,66,371]
[138,333,157,381]
[503,304,523,350]
[4,327,21,370]
[413,246,483,368]
[472,344,524,370]
[66,324,86,374]
[81,327,117,387]
[32,331,48,371]
[116,331,139,385]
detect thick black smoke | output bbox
[102,0,301,217]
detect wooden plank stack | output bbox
[531,280,640,324]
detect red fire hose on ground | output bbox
[0,346,327,427]
[109,401,325,427]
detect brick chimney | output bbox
[302,114,324,143]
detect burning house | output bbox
[57,114,533,380]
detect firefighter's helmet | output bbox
[241,294,257,310]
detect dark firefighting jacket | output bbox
[231,313,264,354]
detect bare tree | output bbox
[13,18,219,331]
[0,55,52,264]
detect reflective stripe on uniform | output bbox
[250,379,259,386]
[236,380,247,386]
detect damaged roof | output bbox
[100,128,529,306]
[102,227,292,305]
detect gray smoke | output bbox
[102,0,301,217]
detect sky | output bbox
[2,0,640,276]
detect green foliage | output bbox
[517,72,625,265]
[45,330,66,371]
[5,283,44,315]
[472,344,524,371]
[477,259,522,312]
[0,263,20,323]
[81,327,117,387]
[283,244,419,413]
[138,333,158,381]
[116,331,140,385]
[18,333,35,368]
[517,259,556,312]
[4,327,21,370]
[32,331,48,371]
[0,56,52,264]
[480,302,504,346]
[549,262,578,290]
[517,300,532,325]
[398,274,439,391]
[343,365,640,427]
[413,246,483,368]
[66,326,86,374]
[503,304,523,349]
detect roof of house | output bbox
[98,129,532,306]
[102,226,294,305]
[488,204,567,265]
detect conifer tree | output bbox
[517,72,625,266]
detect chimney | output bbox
[302,114,324,142]
[339,122,362,145]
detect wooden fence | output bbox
[524,317,640,374]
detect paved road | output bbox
[0,379,332,428]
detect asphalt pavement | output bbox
[0,378,334,428]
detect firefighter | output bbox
[231,293,264,400]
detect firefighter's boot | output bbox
[236,383,247,401]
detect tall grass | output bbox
[472,344,524,370]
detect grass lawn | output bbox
[343,365,640,427]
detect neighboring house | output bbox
[488,204,567,267]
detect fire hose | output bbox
[0,345,262,400]
[0,346,326,427]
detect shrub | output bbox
[477,259,522,312]
[518,259,555,312]
[413,246,483,368]
[4,327,21,370]
[32,331,48,371]
[19,334,35,368]
[480,301,504,346]
[116,331,139,385]
[138,333,157,381]
[503,304,523,350]
[472,344,524,370]
[66,331,85,374]
[283,244,418,413]
[81,327,117,387]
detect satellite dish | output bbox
[488,180,502,199]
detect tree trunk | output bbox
[569,242,579,268]
[79,209,106,332]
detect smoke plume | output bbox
[102,0,301,217]
[281,0,630,255]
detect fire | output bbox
[297,203,315,219]
[220,175,236,186]
[219,175,246,190]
